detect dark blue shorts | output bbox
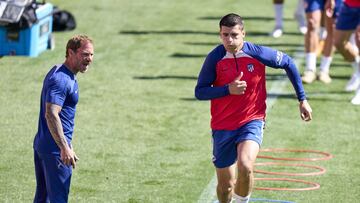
[304,0,325,13]
[211,119,265,168]
[33,150,72,203]
[332,0,343,18]
[336,3,360,30]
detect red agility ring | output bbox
[254,162,326,176]
[257,148,333,161]
[254,177,320,191]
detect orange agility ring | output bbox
[257,148,333,161]
[254,177,320,191]
[254,162,326,176]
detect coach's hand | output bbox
[299,100,312,122]
[60,147,78,169]
[228,72,247,95]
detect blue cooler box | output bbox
[0,3,53,57]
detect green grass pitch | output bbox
[1,0,360,202]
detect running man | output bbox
[195,13,312,203]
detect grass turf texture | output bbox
[1,0,360,202]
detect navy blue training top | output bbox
[34,64,79,154]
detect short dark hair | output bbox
[66,34,93,57]
[219,13,244,30]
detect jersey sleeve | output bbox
[45,75,68,107]
[195,46,229,100]
[242,42,307,101]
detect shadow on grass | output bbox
[305,92,351,102]
[260,43,303,47]
[266,73,287,81]
[184,42,219,46]
[267,91,351,102]
[180,97,197,101]
[281,31,303,36]
[119,30,217,35]
[119,30,270,37]
[198,16,293,22]
[133,73,288,81]
[277,48,304,55]
[267,93,296,100]
[181,93,298,102]
[329,62,352,68]
[183,42,303,47]
[180,91,351,102]
[328,75,352,80]
[133,75,197,80]
[171,53,206,58]
[170,50,299,58]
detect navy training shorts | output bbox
[211,119,265,168]
[33,150,72,203]
[336,3,360,30]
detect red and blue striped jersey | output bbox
[345,0,360,7]
[195,41,306,130]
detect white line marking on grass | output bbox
[197,174,218,202]
[197,47,304,203]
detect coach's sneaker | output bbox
[351,88,360,105]
[302,71,316,84]
[318,72,332,84]
[345,72,360,92]
[270,27,283,38]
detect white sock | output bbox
[274,4,283,28]
[233,193,250,203]
[306,52,317,72]
[352,56,360,75]
[319,56,332,73]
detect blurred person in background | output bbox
[333,0,360,104]
[270,0,307,38]
[301,0,326,84]
[309,0,343,84]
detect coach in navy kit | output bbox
[33,35,94,203]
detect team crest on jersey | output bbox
[247,64,254,72]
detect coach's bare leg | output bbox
[216,164,236,203]
[234,141,259,198]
